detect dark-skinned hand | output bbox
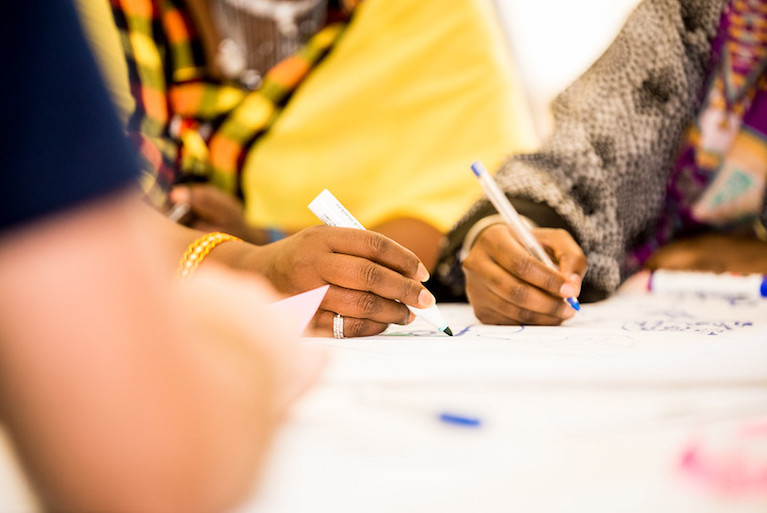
[462,223,587,325]
[243,226,434,337]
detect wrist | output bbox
[226,238,281,281]
[459,214,539,263]
[459,215,504,262]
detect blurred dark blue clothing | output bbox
[0,0,138,231]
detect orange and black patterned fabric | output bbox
[110,0,358,208]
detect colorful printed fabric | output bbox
[110,0,357,208]
[629,0,767,267]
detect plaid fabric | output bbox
[110,0,358,208]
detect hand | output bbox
[462,224,587,325]
[646,232,767,274]
[248,226,434,337]
[169,184,269,244]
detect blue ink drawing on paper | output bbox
[623,319,753,336]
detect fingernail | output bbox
[170,186,190,204]
[418,289,436,308]
[569,273,582,285]
[563,307,576,319]
[416,263,430,282]
[560,283,577,297]
[407,312,416,324]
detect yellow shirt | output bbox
[242,0,538,233]
[73,0,134,123]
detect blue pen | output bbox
[470,161,580,311]
[438,412,482,428]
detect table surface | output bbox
[2,289,766,512]
[242,290,767,513]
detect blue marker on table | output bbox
[470,161,580,311]
[438,412,482,428]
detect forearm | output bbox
[0,195,274,512]
[495,0,723,285]
[438,0,724,298]
[139,201,274,278]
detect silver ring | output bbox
[333,313,345,339]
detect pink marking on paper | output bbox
[267,285,329,337]
[679,420,767,497]
[740,421,767,438]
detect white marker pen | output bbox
[649,269,767,298]
[308,189,453,336]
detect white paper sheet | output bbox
[240,291,767,513]
[317,291,767,385]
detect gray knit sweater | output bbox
[435,0,767,302]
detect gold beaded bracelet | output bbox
[177,232,241,280]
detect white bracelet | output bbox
[459,214,539,263]
[459,215,505,263]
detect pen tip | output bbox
[443,326,454,337]
[470,162,483,177]
[567,297,581,311]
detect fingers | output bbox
[464,249,575,325]
[322,228,430,283]
[261,226,433,337]
[478,225,580,301]
[316,252,436,310]
[468,282,569,326]
[464,224,566,297]
[288,226,434,309]
[463,225,586,325]
[321,285,415,326]
[312,309,391,338]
